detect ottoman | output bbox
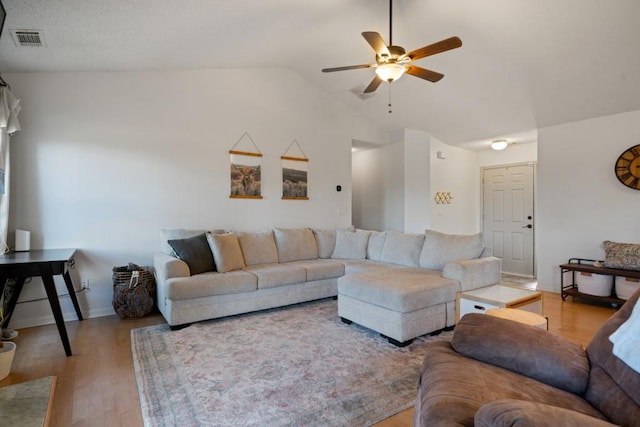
[337,267,459,346]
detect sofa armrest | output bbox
[442,256,501,292]
[475,399,615,427]
[153,253,190,286]
[452,314,590,395]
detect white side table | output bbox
[457,284,542,321]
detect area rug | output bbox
[131,299,452,427]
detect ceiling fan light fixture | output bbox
[375,63,406,82]
[491,140,509,150]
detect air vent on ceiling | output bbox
[11,29,46,47]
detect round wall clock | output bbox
[615,144,640,190]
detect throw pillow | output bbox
[161,228,225,256]
[237,230,279,266]
[357,229,387,261]
[379,231,425,267]
[273,227,319,262]
[603,240,640,271]
[313,229,337,259]
[161,228,207,256]
[206,232,246,273]
[420,229,484,270]
[331,230,369,260]
[167,233,215,275]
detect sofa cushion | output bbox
[165,270,257,300]
[341,259,400,275]
[338,267,457,312]
[243,264,307,289]
[420,229,484,270]
[237,230,279,266]
[380,231,425,267]
[331,230,368,260]
[274,227,319,262]
[361,230,387,261]
[286,259,345,281]
[603,240,640,271]
[452,313,590,395]
[313,229,336,259]
[206,232,246,273]
[167,233,216,275]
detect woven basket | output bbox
[112,264,156,319]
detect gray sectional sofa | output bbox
[153,227,501,345]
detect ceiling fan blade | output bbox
[363,75,384,93]
[362,32,391,57]
[322,64,376,73]
[406,36,462,61]
[406,65,444,82]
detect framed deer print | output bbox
[229,133,263,199]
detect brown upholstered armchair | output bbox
[414,288,640,426]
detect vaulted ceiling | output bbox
[2,0,640,148]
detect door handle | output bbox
[522,224,532,229]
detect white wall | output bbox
[478,142,538,167]
[537,110,640,292]
[352,143,404,231]
[428,136,480,234]
[352,129,480,234]
[403,129,431,233]
[6,68,387,328]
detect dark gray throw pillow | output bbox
[168,233,215,275]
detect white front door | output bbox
[482,164,535,276]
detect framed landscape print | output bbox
[282,156,308,200]
[281,139,309,200]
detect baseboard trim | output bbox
[8,307,116,329]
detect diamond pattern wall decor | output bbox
[434,192,453,204]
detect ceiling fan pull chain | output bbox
[388,83,393,114]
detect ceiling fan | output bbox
[322,0,462,94]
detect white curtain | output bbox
[0,86,22,254]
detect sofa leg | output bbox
[380,333,413,347]
[385,336,414,347]
[169,323,191,331]
[340,317,353,325]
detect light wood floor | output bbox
[1,291,618,427]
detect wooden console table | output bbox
[560,258,640,306]
[0,249,83,356]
